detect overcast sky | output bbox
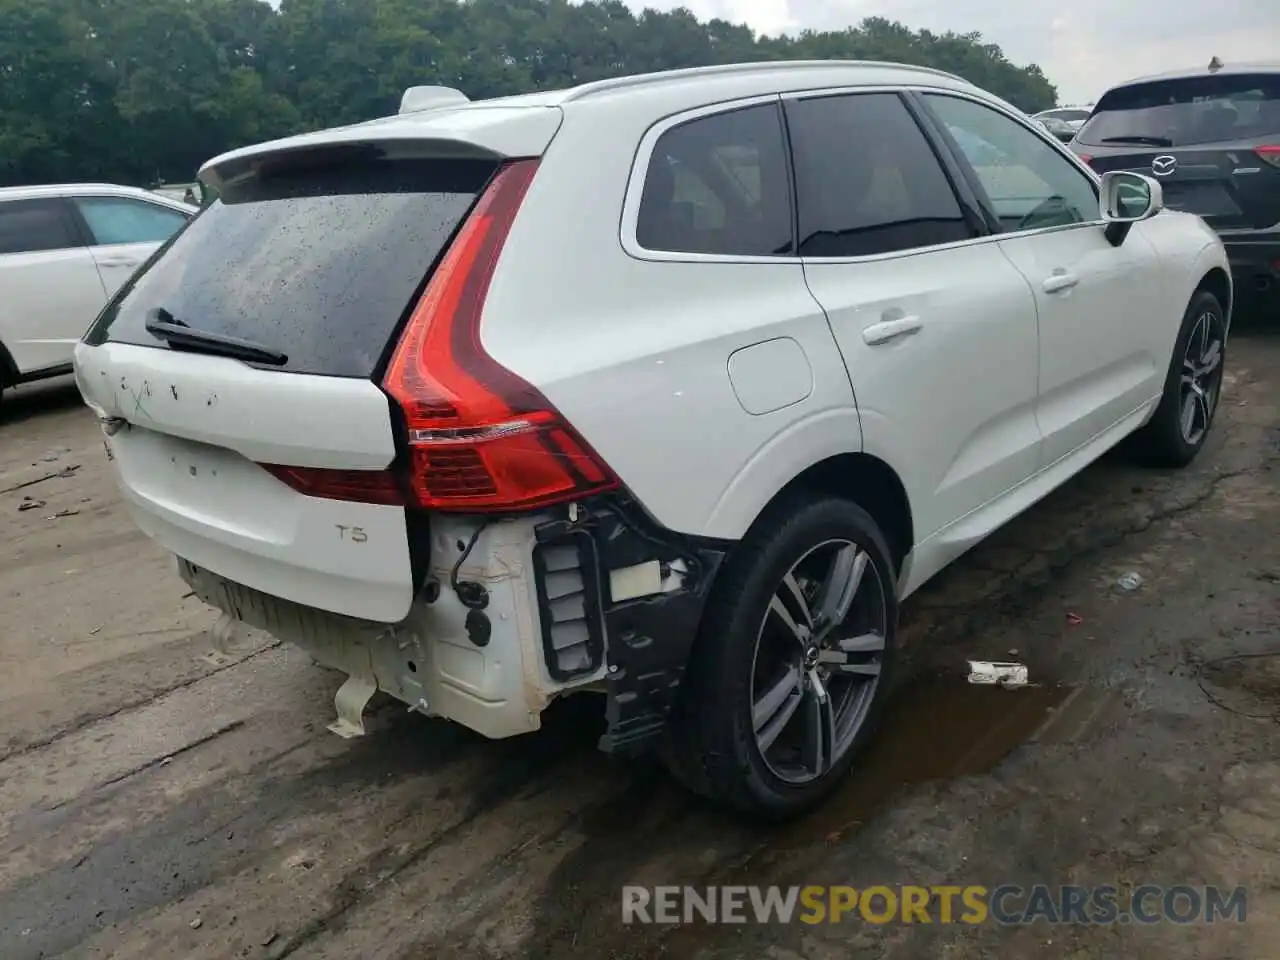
[635,0,1279,103]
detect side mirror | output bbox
[1100,171,1163,222]
[1099,171,1163,246]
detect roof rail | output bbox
[559,59,967,102]
[399,85,470,115]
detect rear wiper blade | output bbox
[1100,135,1174,146]
[145,308,288,366]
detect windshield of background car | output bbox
[1077,73,1280,147]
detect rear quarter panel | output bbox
[477,95,862,541]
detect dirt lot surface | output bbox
[2,330,1279,960]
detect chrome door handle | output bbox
[97,256,140,268]
[1042,272,1079,294]
[862,315,923,346]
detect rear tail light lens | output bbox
[1076,153,1093,166]
[1256,145,1280,169]
[380,158,619,512]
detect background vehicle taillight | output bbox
[1256,146,1280,169]
[1076,153,1093,166]
[381,158,620,512]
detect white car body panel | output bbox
[0,183,194,379]
[70,61,1232,747]
[1,246,108,373]
[800,242,1042,544]
[73,342,414,623]
[998,221,1164,465]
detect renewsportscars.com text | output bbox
[621,884,1248,926]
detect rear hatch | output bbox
[74,107,563,624]
[1073,71,1280,232]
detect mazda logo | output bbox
[1151,155,1177,176]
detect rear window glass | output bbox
[86,157,493,378]
[1077,73,1280,147]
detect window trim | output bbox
[0,197,86,256]
[621,93,798,264]
[68,193,194,248]
[620,83,1112,267]
[911,89,1106,242]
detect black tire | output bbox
[664,495,898,820]
[1131,289,1227,468]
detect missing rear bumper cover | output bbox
[534,499,726,755]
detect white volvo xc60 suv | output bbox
[73,61,1231,818]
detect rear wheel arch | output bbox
[747,453,915,574]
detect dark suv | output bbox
[1072,61,1280,311]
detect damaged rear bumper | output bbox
[179,499,724,753]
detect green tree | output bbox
[0,0,1058,187]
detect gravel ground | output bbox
[1,328,1277,960]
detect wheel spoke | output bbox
[1196,389,1212,431]
[1194,313,1209,362]
[753,663,803,750]
[816,631,885,667]
[812,546,866,642]
[801,669,836,776]
[767,594,806,645]
[1199,339,1222,376]
[837,631,886,654]
[778,573,813,629]
[1181,393,1197,439]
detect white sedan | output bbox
[0,183,195,408]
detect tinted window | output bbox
[0,199,80,255]
[637,103,793,256]
[785,93,976,258]
[87,157,493,378]
[75,197,189,245]
[1078,74,1280,147]
[924,94,1099,232]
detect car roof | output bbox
[202,60,980,181]
[486,59,971,105]
[0,183,195,209]
[1109,60,1280,90]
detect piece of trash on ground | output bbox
[1116,572,1144,591]
[46,509,80,520]
[967,660,1029,688]
[18,499,44,512]
[1066,612,1083,625]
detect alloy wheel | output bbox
[749,539,888,785]
[1179,309,1225,446]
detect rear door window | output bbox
[784,92,978,258]
[636,102,794,257]
[0,198,81,255]
[75,197,190,246]
[86,157,494,378]
[1077,73,1280,147]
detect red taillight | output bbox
[379,158,619,513]
[1076,153,1093,166]
[1256,145,1280,169]
[259,463,406,506]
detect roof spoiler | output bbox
[399,85,470,115]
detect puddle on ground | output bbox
[775,675,1082,848]
[623,676,1101,960]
